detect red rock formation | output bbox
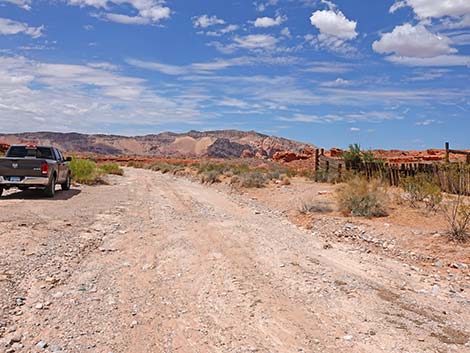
[272,151,312,163]
[240,149,254,158]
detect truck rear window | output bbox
[7,146,54,159]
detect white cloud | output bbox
[66,0,170,25]
[2,0,31,10]
[309,8,358,55]
[104,13,150,25]
[310,10,357,39]
[350,127,360,131]
[321,78,351,87]
[254,15,285,28]
[192,15,225,28]
[415,119,436,126]
[254,0,278,12]
[386,54,470,66]
[0,56,207,133]
[373,24,456,58]
[281,27,291,38]
[126,59,187,75]
[127,55,293,75]
[278,111,403,124]
[233,34,278,49]
[0,18,43,38]
[390,0,470,19]
[304,61,355,74]
[405,69,451,81]
[204,24,239,37]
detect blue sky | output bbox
[0,0,469,149]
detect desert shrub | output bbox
[441,167,470,242]
[336,176,389,217]
[442,194,470,242]
[200,170,221,184]
[70,159,103,185]
[99,162,124,176]
[148,162,185,175]
[231,172,267,188]
[401,174,442,211]
[299,199,333,214]
[266,170,281,180]
[126,161,145,168]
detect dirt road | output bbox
[1,168,469,353]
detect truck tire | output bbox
[61,174,71,191]
[44,176,56,198]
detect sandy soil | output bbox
[1,168,470,353]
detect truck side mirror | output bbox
[65,157,72,162]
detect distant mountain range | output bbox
[0,130,314,158]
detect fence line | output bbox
[314,152,470,195]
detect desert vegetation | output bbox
[70,159,124,185]
[336,176,389,218]
[126,159,300,189]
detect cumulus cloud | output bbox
[373,24,456,58]
[310,10,357,39]
[390,0,470,19]
[254,15,285,28]
[66,0,170,25]
[192,15,225,28]
[0,18,43,38]
[309,8,358,55]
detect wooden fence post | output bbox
[314,149,320,171]
[445,142,450,163]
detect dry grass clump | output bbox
[299,199,333,214]
[443,194,470,242]
[336,176,389,217]
[148,162,185,175]
[199,170,221,184]
[230,172,267,188]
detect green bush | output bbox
[99,163,124,176]
[336,176,389,217]
[70,159,102,185]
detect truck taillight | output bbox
[41,162,48,175]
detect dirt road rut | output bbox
[1,168,469,353]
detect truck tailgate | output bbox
[0,158,46,178]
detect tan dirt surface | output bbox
[1,168,469,353]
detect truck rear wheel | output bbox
[61,174,71,191]
[44,177,56,198]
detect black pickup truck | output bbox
[0,145,72,198]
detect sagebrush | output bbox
[336,176,389,217]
